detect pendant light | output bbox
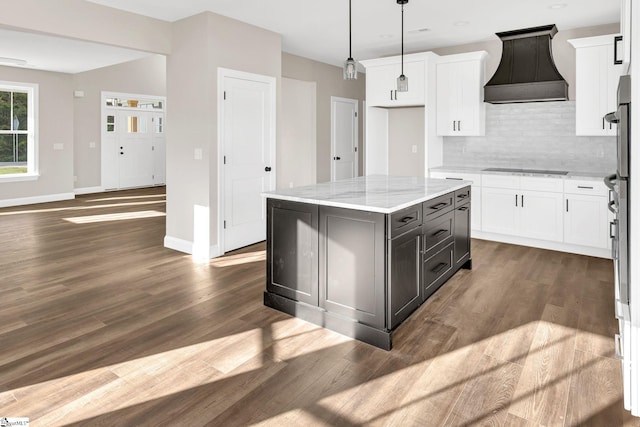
[397,0,408,92]
[343,0,358,80]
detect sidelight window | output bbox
[0,81,37,178]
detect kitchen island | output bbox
[263,175,472,350]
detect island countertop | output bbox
[262,175,471,214]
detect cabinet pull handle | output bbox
[446,177,463,180]
[515,194,518,207]
[394,90,398,100]
[458,120,461,131]
[610,221,616,239]
[457,193,468,199]
[429,202,448,210]
[566,199,569,212]
[577,186,594,189]
[453,121,456,131]
[521,195,524,207]
[400,216,415,223]
[458,206,468,211]
[603,117,605,129]
[432,229,448,238]
[431,262,448,275]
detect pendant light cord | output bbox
[349,0,353,59]
[401,3,404,75]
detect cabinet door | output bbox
[436,62,458,136]
[519,190,564,242]
[395,60,425,106]
[454,203,471,268]
[267,199,319,305]
[457,60,484,136]
[481,187,519,236]
[388,227,422,329]
[366,64,396,107]
[564,194,609,248]
[319,206,386,328]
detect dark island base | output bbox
[264,291,393,350]
[264,255,472,351]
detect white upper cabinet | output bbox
[569,34,624,136]
[361,54,426,107]
[436,51,487,136]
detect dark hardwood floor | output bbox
[0,187,636,426]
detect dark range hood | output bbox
[484,24,569,104]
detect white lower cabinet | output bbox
[481,187,563,242]
[563,179,610,249]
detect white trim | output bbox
[330,96,359,181]
[0,173,39,183]
[0,192,74,208]
[217,67,277,256]
[472,230,611,259]
[164,235,223,259]
[74,186,104,195]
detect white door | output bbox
[331,97,358,181]
[152,113,166,185]
[222,74,275,252]
[117,110,154,188]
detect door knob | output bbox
[265,166,272,172]
[120,146,123,149]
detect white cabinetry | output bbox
[436,51,487,136]
[569,35,624,136]
[429,171,482,232]
[361,55,426,107]
[563,179,610,249]
[481,175,563,242]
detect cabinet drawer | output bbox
[389,203,422,239]
[423,210,454,255]
[455,187,471,207]
[423,242,454,301]
[520,176,563,193]
[430,171,482,186]
[564,179,608,196]
[482,174,520,189]
[423,192,454,220]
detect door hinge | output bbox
[354,147,358,152]
[355,112,358,117]
[224,220,227,229]
[152,146,155,151]
[223,91,227,100]
[152,174,155,179]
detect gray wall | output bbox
[73,55,167,189]
[0,66,74,201]
[432,23,620,101]
[388,107,425,177]
[443,101,616,173]
[282,53,366,182]
[166,12,282,250]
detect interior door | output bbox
[117,110,154,188]
[151,113,166,185]
[223,75,274,252]
[331,97,358,181]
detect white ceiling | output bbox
[0,1,621,74]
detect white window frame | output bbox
[0,81,38,182]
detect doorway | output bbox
[101,93,166,190]
[218,69,276,253]
[331,97,358,181]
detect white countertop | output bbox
[430,166,613,181]
[263,175,470,214]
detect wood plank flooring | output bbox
[0,187,636,426]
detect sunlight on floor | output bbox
[86,194,166,202]
[211,250,266,267]
[63,210,166,224]
[0,200,166,216]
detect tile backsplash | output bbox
[443,101,616,172]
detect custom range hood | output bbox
[484,24,569,104]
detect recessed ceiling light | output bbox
[454,21,470,27]
[549,3,567,9]
[408,27,430,35]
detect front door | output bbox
[331,97,358,181]
[117,110,154,188]
[222,73,275,252]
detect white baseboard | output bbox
[164,235,222,259]
[74,186,104,195]
[472,230,611,259]
[0,192,75,208]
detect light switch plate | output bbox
[53,143,64,150]
[194,148,203,160]
[411,145,417,153]
[89,142,96,149]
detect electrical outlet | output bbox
[194,148,203,160]
[289,182,294,188]
[89,142,96,149]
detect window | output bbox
[0,82,37,178]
